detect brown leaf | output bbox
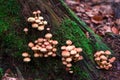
[91,15,103,24]
[111,26,119,34]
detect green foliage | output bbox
[0,0,28,57]
[0,68,3,79]
[54,19,93,58]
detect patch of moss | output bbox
[54,19,93,59]
[0,0,28,57]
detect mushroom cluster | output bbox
[27,10,47,31]
[61,40,83,73]
[94,50,116,70]
[28,33,58,58]
[22,52,31,62]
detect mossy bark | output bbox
[18,0,112,79]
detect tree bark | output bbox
[18,0,112,80]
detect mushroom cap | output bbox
[66,46,74,51]
[66,57,72,62]
[100,55,107,60]
[78,56,83,60]
[70,50,77,55]
[46,45,53,50]
[75,54,80,58]
[34,53,40,57]
[69,71,73,74]
[44,41,50,45]
[105,50,111,55]
[38,16,44,20]
[23,57,31,62]
[45,33,52,39]
[101,61,107,65]
[34,40,38,43]
[44,54,49,57]
[32,23,39,28]
[66,40,72,45]
[22,52,29,57]
[76,48,82,52]
[38,38,44,42]
[41,44,46,48]
[27,17,35,22]
[94,51,102,57]
[33,11,37,14]
[95,57,100,61]
[23,28,28,32]
[28,42,34,48]
[61,46,66,50]
[52,53,56,57]
[40,48,47,52]
[48,52,53,55]
[108,64,112,68]
[31,47,38,50]
[62,57,65,61]
[39,54,43,57]
[62,51,70,57]
[38,26,44,31]
[104,66,109,70]
[99,51,105,54]
[43,21,48,25]
[66,63,72,67]
[35,19,41,23]
[37,10,41,14]
[109,57,116,63]
[52,48,57,52]
[46,28,50,31]
[52,40,58,45]
[62,61,67,65]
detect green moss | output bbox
[0,0,27,57]
[54,19,93,58]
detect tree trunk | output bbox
[18,0,112,80]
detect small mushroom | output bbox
[109,57,116,63]
[35,19,41,23]
[34,53,40,57]
[76,48,82,52]
[62,51,70,57]
[27,17,35,22]
[22,52,29,57]
[100,55,107,61]
[23,57,31,62]
[23,28,28,34]
[66,57,72,62]
[105,50,111,55]
[43,21,48,25]
[48,52,53,55]
[61,46,66,50]
[38,26,44,31]
[28,42,34,48]
[70,50,77,55]
[52,53,56,57]
[38,16,44,20]
[66,40,72,45]
[52,41,58,45]
[66,63,72,67]
[32,23,39,28]
[45,33,52,39]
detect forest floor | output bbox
[66,0,120,80]
[1,0,120,80]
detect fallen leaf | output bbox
[91,15,103,24]
[111,26,119,34]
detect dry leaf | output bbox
[91,15,103,24]
[103,26,112,33]
[111,26,119,34]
